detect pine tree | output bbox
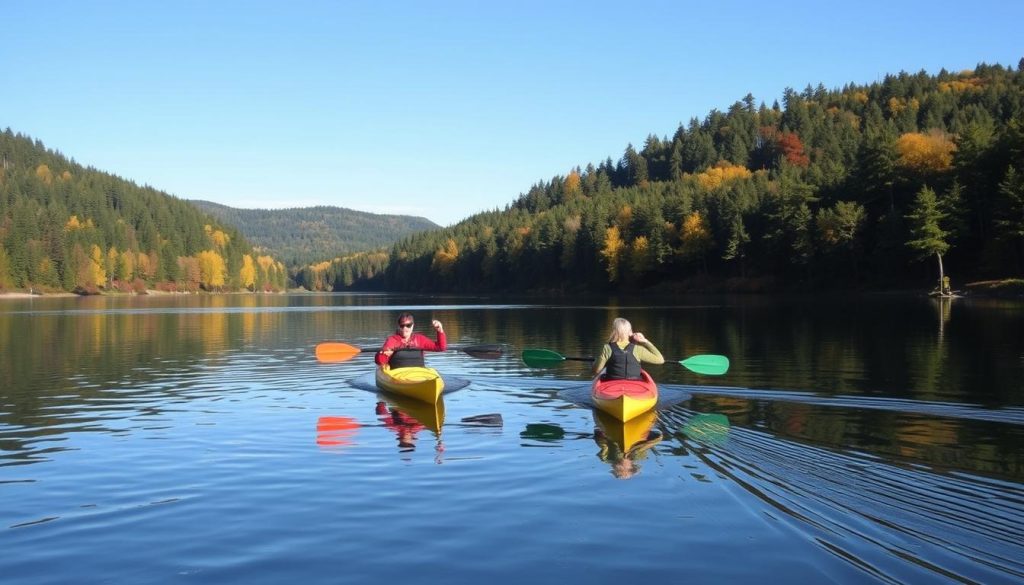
[906,186,951,292]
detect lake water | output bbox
[1,293,1023,584]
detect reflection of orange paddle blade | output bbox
[315,342,362,363]
[316,416,360,447]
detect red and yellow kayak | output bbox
[591,370,658,422]
[375,365,444,403]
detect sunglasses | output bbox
[398,322,414,328]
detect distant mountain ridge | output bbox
[189,200,440,266]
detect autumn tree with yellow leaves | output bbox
[897,130,956,175]
[196,250,227,290]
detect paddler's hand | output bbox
[381,349,394,357]
[632,332,649,344]
[432,320,443,333]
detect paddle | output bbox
[521,348,730,376]
[316,342,503,363]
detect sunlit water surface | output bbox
[1,293,1022,584]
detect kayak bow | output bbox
[375,365,444,403]
[591,369,658,422]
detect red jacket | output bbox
[374,330,447,366]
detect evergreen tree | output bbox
[996,166,1024,273]
[906,186,951,291]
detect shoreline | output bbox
[0,289,297,300]
[2,279,1021,301]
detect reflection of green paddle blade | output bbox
[679,354,730,375]
[522,348,571,368]
[520,423,566,441]
[682,413,730,445]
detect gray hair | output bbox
[606,318,633,343]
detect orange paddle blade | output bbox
[315,342,363,363]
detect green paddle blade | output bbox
[679,354,730,375]
[522,348,568,368]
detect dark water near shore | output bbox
[1,293,1022,584]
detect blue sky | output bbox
[3,1,1022,226]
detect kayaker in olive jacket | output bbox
[374,312,447,368]
[592,318,664,380]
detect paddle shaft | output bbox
[521,348,729,375]
[316,342,502,363]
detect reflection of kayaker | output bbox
[375,400,445,461]
[593,409,662,479]
[376,401,427,451]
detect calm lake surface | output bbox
[2,293,1023,584]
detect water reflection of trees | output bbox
[3,294,1022,477]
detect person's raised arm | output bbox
[631,332,664,365]
[416,320,447,351]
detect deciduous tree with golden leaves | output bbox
[897,130,956,175]
[239,254,257,291]
[196,250,227,290]
[601,226,625,283]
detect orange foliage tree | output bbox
[204,225,231,248]
[564,170,582,200]
[694,161,752,190]
[679,211,713,270]
[196,250,227,289]
[601,226,626,283]
[177,256,201,292]
[90,245,107,287]
[897,130,956,174]
[777,132,810,167]
[431,239,460,276]
[239,254,257,291]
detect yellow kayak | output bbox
[591,370,658,422]
[375,365,444,403]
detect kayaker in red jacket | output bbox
[592,318,664,379]
[374,312,447,368]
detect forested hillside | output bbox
[190,200,438,267]
[317,61,1024,293]
[0,130,287,293]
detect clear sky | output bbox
[3,1,1022,226]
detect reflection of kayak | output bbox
[594,408,658,452]
[591,370,658,422]
[378,392,446,434]
[375,366,444,403]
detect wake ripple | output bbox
[688,386,1024,426]
[660,407,1024,584]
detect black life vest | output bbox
[604,342,641,380]
[389,347,425,368]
